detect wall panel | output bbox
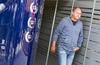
[35,0,100,65]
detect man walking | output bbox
[51,7,83,65]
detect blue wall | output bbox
[0,0,44,65]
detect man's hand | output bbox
[73,47,80,52]
[51,41,56,53]
[0,3,5,12]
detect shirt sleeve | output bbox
[52,18,65,42]
[77,23,83,47]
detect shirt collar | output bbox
[67,16,80,25]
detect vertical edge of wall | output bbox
[29,0,44,65]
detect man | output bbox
[51,7,83,65]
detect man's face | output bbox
[72,8,82,20]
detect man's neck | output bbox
[70,16,78,25]
[70,17,77,22]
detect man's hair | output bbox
[73,7,82,12]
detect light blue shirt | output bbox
[53,16,83,51]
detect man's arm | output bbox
[73,47,80,52]
[51,41,56,53]
[51,18,65,53]
[74,23,83,52]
